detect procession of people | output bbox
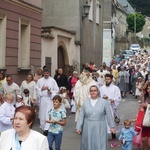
[1,50,150,149]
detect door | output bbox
[45,57,51,72]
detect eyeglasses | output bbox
[90,90,98,92]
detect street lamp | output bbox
[82,2,90,19]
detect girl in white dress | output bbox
[15,94,24,108]
[135,77,143,103]
[59,87,70,113]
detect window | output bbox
[0,14,6,68]
[88,0,93,21]
[18,18,31,68]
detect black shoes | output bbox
[43,130,48,136]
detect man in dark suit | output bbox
[54,68,68,89]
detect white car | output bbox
[123,50,134,59]
[130,44,141,52]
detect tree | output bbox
[126,12,146,33]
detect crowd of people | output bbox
[1,50,150,149]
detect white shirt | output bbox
[23,95,32,106]
[97,70,110,86]
[90,99,98,107]
[0,129,49,150]
[15,102,24,108]
[36,76,59,99]
[2,82,20,105]
[0,102,15,132]
[140,70,148,79]
[100,83,121,108]
[20,80,36,100]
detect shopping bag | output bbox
[135,109,144,127]
[133,126,142,147]
[143,104,150,127]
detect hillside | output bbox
[127,0,150,16]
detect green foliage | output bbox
[126,12,146,33]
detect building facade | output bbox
[42,0,103,74]
[41,27,80,77]
[103,0,115,65]
[0,0,42,84]
[103,0,134,64]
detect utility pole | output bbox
[134,8,136,42]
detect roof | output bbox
[117,0,135,14]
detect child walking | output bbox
[59,87,70,113]
[0,93,15,132]
[119,119,138,150]
[45,95,66,150]
[23,89,35,106]
[15,94,24,108]
[135,77,143,103]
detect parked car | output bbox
[122,50,134,59]
[130,44,141,52]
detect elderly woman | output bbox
[118,66,129,98]
[76,85,116,150]
[0,105,49,150]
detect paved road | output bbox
[33,93,140,150]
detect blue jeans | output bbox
[47,132,63,150]
[122,141,132,150]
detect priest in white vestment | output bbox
[36,68,59,132]
[100,73,121,139]
[73,70,97,122]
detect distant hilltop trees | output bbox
[128,0,150,16]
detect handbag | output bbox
[143,104,150,127]
[135,109,144,127]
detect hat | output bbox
[17,94,22,99]
[60,87,66,90]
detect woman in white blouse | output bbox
[20,73,36,103]
[0,106,49,150]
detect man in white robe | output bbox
[36,68,59,134]
[100,73,121,139]
[73,70,97,122]
[2,74,20,105]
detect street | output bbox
[33,93,140,150]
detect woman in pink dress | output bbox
[68,71,79,113]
